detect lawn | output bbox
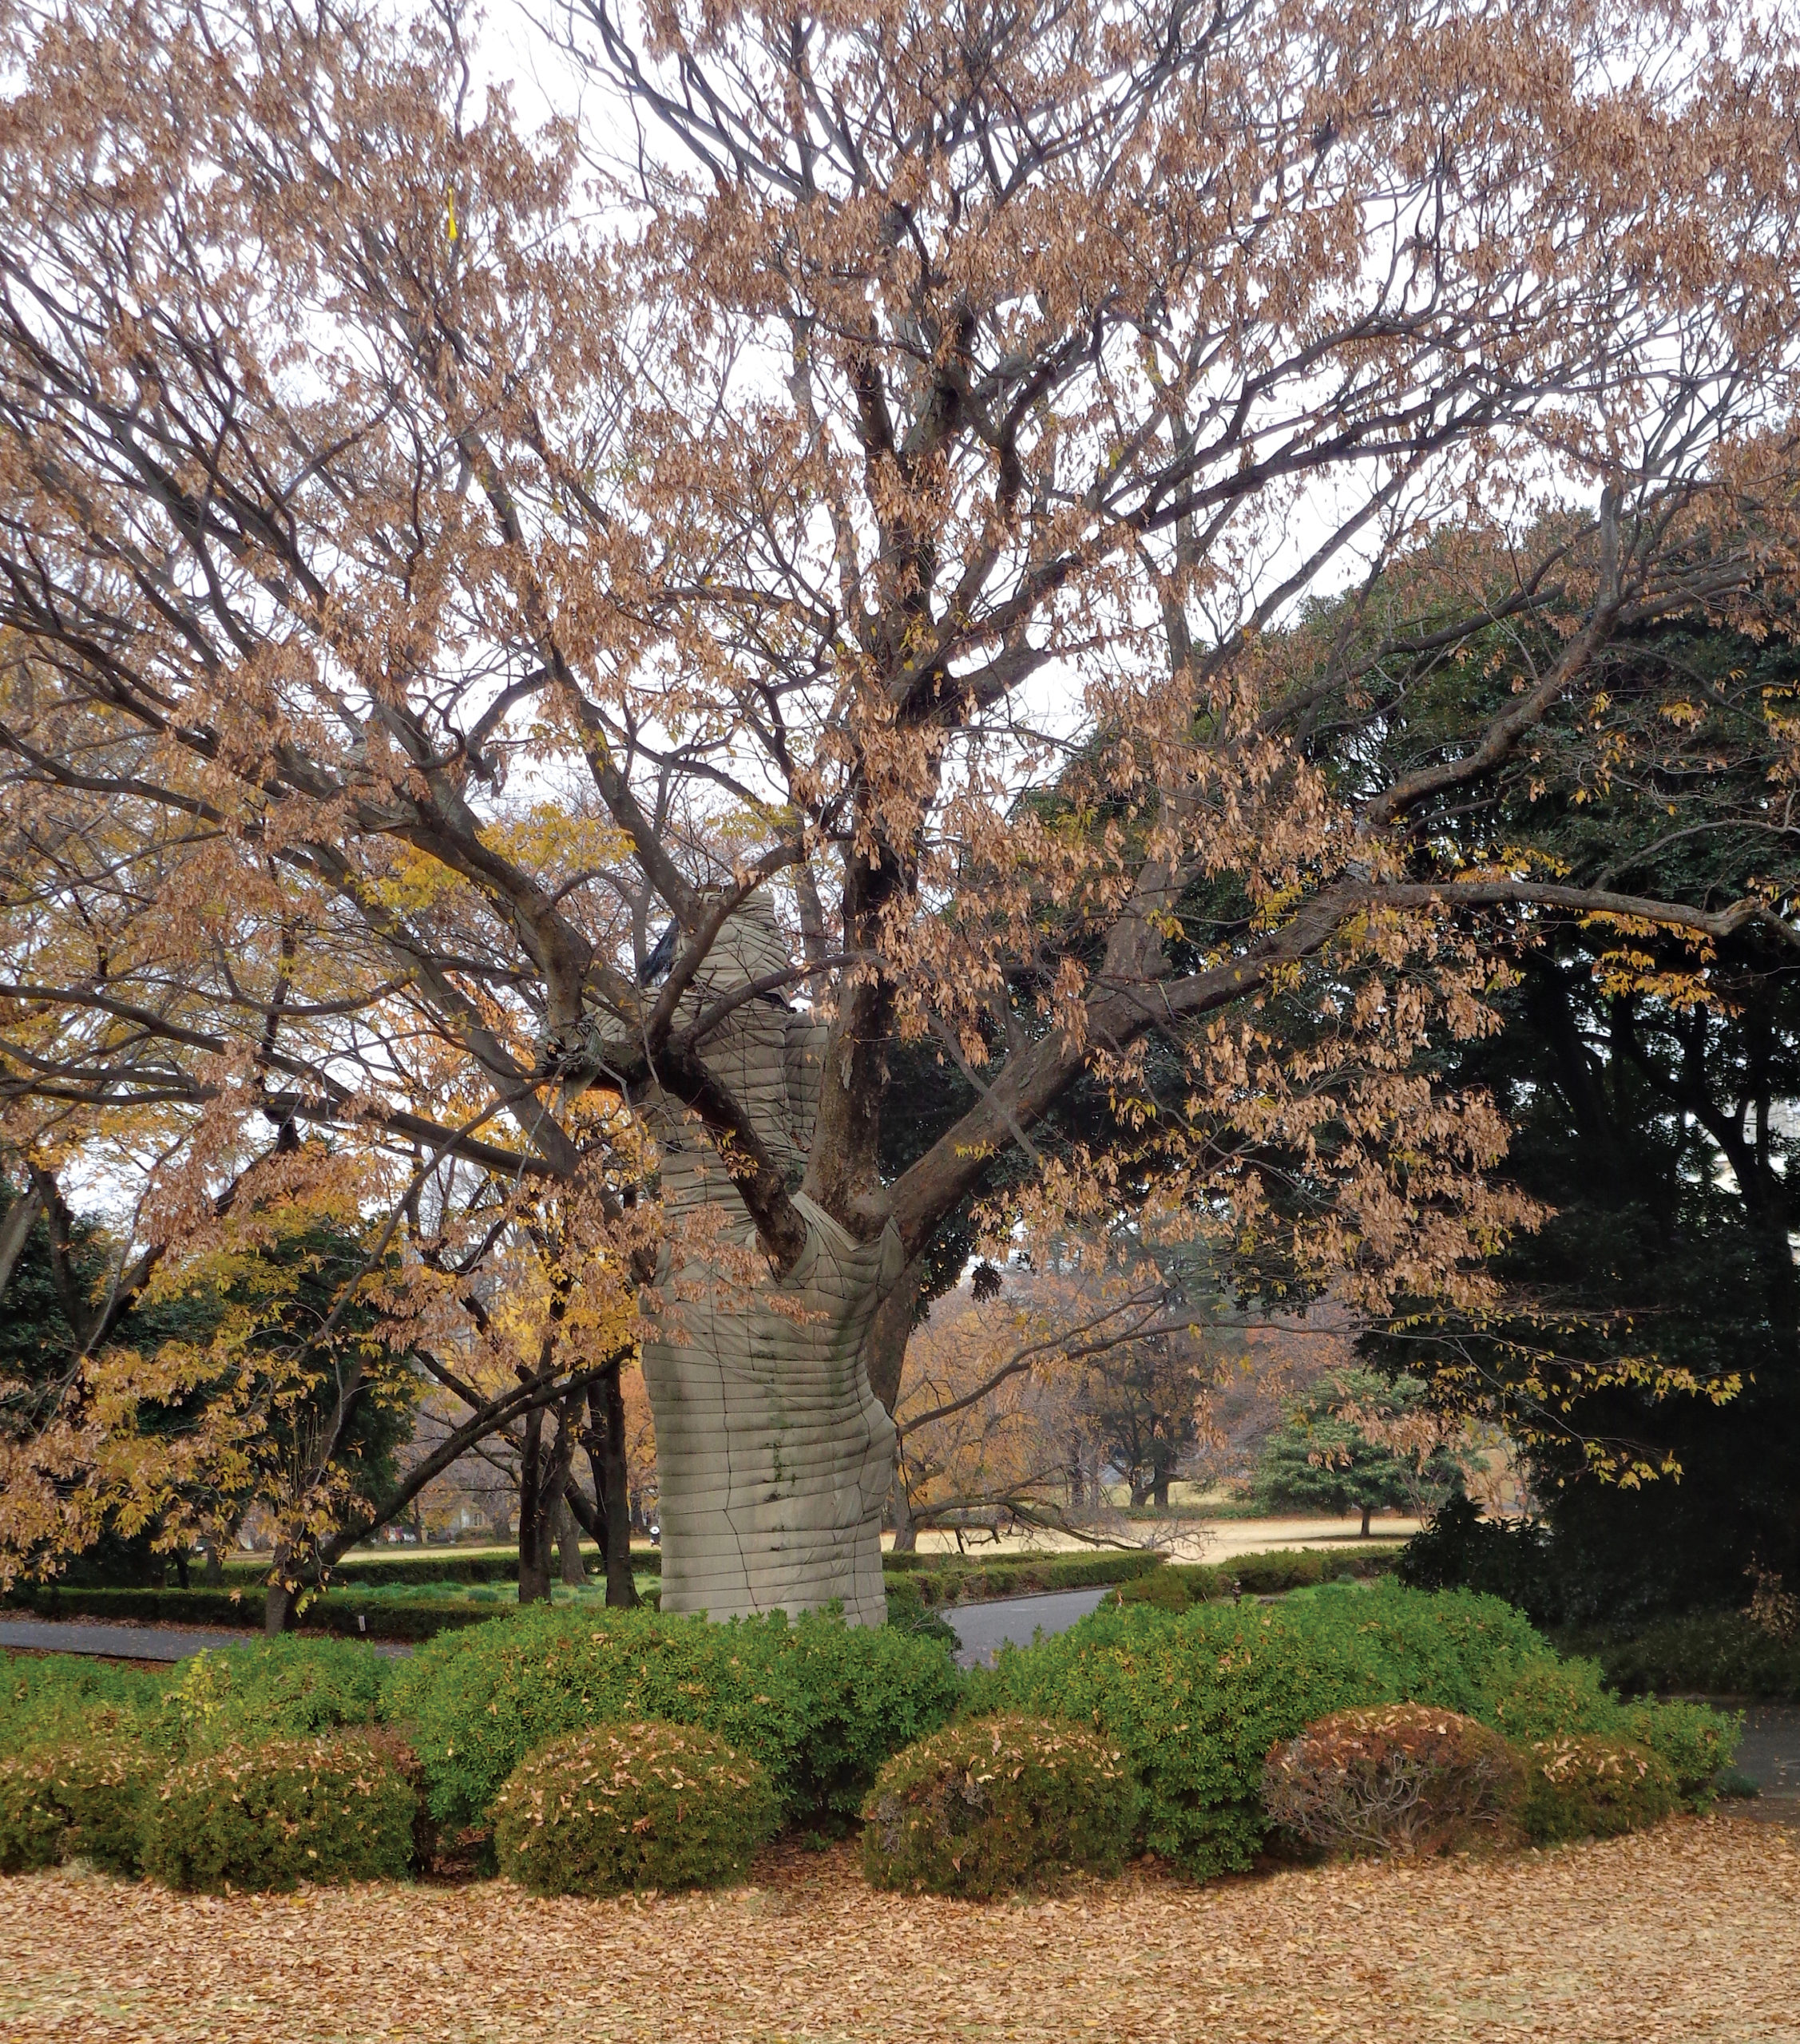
[0,1816,1792,2042]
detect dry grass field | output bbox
[0,1814,1792,2043]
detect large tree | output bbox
[2,0,1799,1624]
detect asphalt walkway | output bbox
[0,1595,1112,1670]
[942,1586,1112,1668]
[1733,1704,1800,1814]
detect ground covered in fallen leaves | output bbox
[0,1814,1794,2042]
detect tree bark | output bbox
[1360,1503,1373,1538]
[628,902,900,1624]
[594,1367,639,1609]
[556,1499,588,1586]
[888,1463,917,1553]
[264,1575,295,1635]
[517,1406,552,1603]
[644,1199,902,1626]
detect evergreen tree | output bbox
[1252,1373,1466,1536]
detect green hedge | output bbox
[969,1583,1737,1876]
[1224,1547,1402,1595]
[386,1604,961,1832]
[160,1638,391,1757]
[0,1653,169,1760]
[2,1582,512,1643]
[1112,1549,1403,1610]
[220,1545,664,1589]
[886,1551,1168,1605]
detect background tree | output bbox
[2,0,1799,1625]
[1347,604,1800,1614]
[1253,1370,1469,1536]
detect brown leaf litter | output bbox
[0,1812,1793,2042]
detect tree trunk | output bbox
[627,902,898,1625]
[1360,1503,1373,1538]
[888,1464,917,1554]
[556,1499,588,1586]
[265,1578,295,1635]
[644,1199,902,1626]
[593,1366,639,1609]
[517,1407,553,1604]
[200,1541,223,1588]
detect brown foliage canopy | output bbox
[2,0,1800,1575]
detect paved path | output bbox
[3,1600,1109,1672]
[0,1618,411,1661]
[1733,1704,1800,1816]
[942,1586,1112,1668]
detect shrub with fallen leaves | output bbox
[491,1721,779,1896]
[0,1740,161,1876]
[974,1583,1717,1877]
[1518,1736,1679,1844]
[861,1713,1140,1899]
[141,1733,418,1891]
[969,1599,1380,1877]
[1478,1657,1735,1809]
[387,1604,960,1832]
[1262,1705,1523,1858]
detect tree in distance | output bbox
[1253,1372,1469,1538]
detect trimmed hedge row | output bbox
[2,1583,516,1642]
[222,1545,666,1589]
[886,1550,1168,1604]
[1115,1547,1403,1610]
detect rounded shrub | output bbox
[142,1733,419,1891]
[1479,1653,1620,1744]
[1620,1699,1737,1808]
[861,1713,1139,1899]
[1263,1704,1523,1858]
[1518,1735,1679,1844]
[1478,1656,1737,1810]
[386,1604,961,1832]
[492,1721,778,1895]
